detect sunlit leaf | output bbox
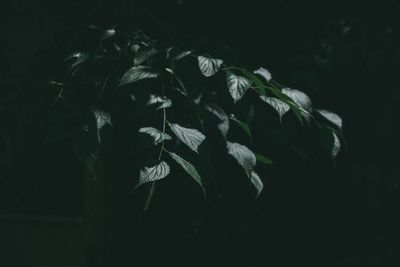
[254,67,272,82]
[136,161,170,188]
[332,132,341,158]
[226,72,251,102]
[281,88,312,112]
[120,66,159,86]
[259,96,290,121]
[147,95,172,110]
[198,56,223,77]
[168,123,206,153]
[138,127,171,145]
[227,141,256,177]
[250,171,263,198]
[317,109,343,130]
[166,151,206,197]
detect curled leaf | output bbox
[147,95,172,110]
[250,172,264,198]
[254,67,272,82]
[317,109,343,130]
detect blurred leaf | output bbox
[166,151,206,197]
[198,56,223,77]
[227,141,256,177]
[229,115,252,141]
[204,103,229,138]
[226,72,251,102]
[317,109,343,130]
[120,66,159,86]
[138,127,172,145]
[147,94,172,110]
[134,47,158,66]
[254,67,272,81]
[168,123,206,153]
[259,96,290,121]
[332,132,341,158]
[250,171,263,198]
[281,87,312,112]
[254,152,273,165]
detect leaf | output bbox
[166,151,206,197]
[332,132,341,158]
[168,123,206,153]
[259,96,290,121]
[250,172,263,198]
[229,115,252,141]
[120,66,159,86]
[254,153,273,165]
[89,108,112,145]
[198,56,223,77]
[134,47,158,66]
[226,141,256,177]
[147,95,172,110]
[203,104,229,138]
[227,72,251,102]
[254,67,272,82]
[281,88,312,112]
[171,49,192,60]
[138,127,172,145]
[136,161,170,189]
[317,109,343,130]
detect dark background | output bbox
[1,0,399,266]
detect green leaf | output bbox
[317,109,343,130]
[168,123,206,153]
[281,88,312,112]
[227,72,251,102]
[138,127,172,145]
[254,67,272,82]
[204,104,229,138]
[134,47,158,66]
[171,49,192,60]
[120,66,159,86]
[250,171,263,198]
[259,96,290,121]
[198,56,223,77]
[229,115,252,141]
[147,94,172,110]
[166,151,206,197]
[254,153,273,165]
[227,141,256,177]
[136,161,170,188]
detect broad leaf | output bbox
[254,67,272,82]
[227,141,256,177]
[281,88,312,112]
[120,66,159,86]
[227,72,251,102]
[254,153,273,165]
[250,172,263,198]
[259,96,290,121]
[198,56,223,77]
[147,94,172,110]
[136,161,170,188]
[204,104,229,138]
[134,47,158,66]
[138,127,172,145]
[317,109,343,130]
[168,123,206,153]
[166,151,206,197]
[229,115,252,140]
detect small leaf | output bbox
[332,132,341,158]
[168,123,206,153]
[254,67,272,81]
[166,151,206,197]
[227,72,251,102]
[259,96,290,121]
[281,88,312,112]
[250,172,263,198]
[172,50,192,60]
[227,141,256,177]
[90,108,112,145]
[138,127,172,145]
[317,109,343,130]
[229,115,252,141]
[204,104,230,138]
[147,95,172,110]
[120,66,159,86]
[136,161,170,188]
[134,47,158,66]
[254,153,273,165]
[198,56,223,77]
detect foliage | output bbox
[48,24,344,209]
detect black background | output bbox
[1,0,399,266]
